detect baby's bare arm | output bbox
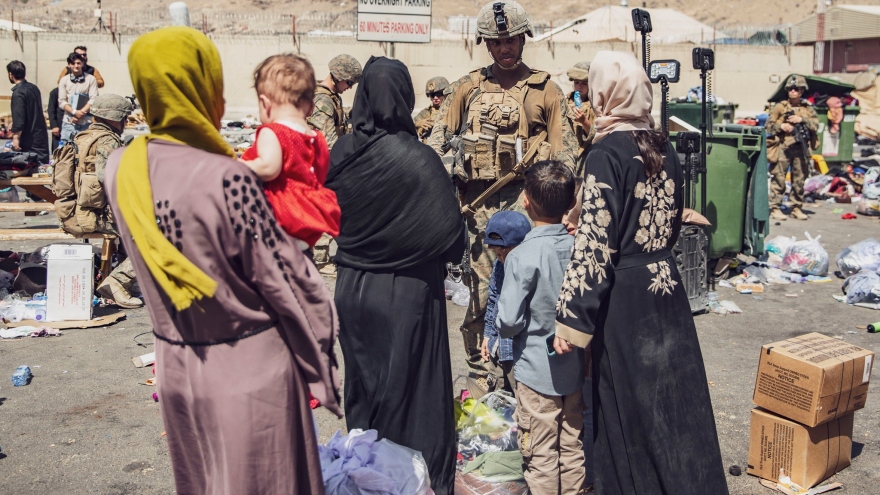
[241,128,283,182]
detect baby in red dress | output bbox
[241,54,340,250]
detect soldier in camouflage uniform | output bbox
[72,94,143,308]
[565,61,597,177]
[428,0,577,378]
[766,75,819,221]
[413,76,450,142]
[308,54,362,274]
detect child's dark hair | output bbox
[524,160,576,219]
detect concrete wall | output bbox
[0,31,813,119]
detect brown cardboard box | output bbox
[747,408,853,489]
[753,332,874,427]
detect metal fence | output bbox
[0,7,802,45]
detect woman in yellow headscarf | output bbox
[104,27,341,494]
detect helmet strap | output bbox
[488,35,525,72]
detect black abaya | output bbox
[335,260,455,494]
[556,132,729,494]
[326,57,466,495]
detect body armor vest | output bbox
[459,68,549,181]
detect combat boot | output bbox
[96,277,144,308]
[790,207,808,220]
[770,208,787,221]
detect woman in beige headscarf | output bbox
[553,51,728,494]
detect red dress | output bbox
[242,122,340,246]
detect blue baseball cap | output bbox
[485,211,531,247]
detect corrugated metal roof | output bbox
[796,5,880,42]
[837,5,880,16]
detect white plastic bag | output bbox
[766,235,796,256]
[842,270,880,305]
[320,429,432,495]
[781,232,829,276]
[836,238,880,278]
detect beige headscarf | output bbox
[589,51,655,142]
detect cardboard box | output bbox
[46,244,93,321]
[747,408,852,489]
[753,332,874,426]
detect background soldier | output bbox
[566,61,597,177]
[430,0,576,385]
[308,54,362,149]
[766,75,818,221]
[61,94,142,307]
[308,54,362,275]
[414,76,450,142]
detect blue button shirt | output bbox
[484,260,513,362]
[497,224,584,396]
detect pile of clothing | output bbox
[836,238,880,309]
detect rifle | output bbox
[784,110,813,161]
[461,131,550,216]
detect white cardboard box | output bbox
[46,244,93,321]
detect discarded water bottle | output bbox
[12,365,32,386]
[573,91,582,108]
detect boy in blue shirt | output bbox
[497,160,585,495]
[480,210,531,395]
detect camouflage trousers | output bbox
[770,146,810,210]
[109,257,136,287]
[460,180,528,373]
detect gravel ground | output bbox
[0,199,878,494]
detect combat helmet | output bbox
[90,94,134,122]
[785,75,809,91]
[566,62,591,82]
[329,54,363,84]
[476,0,533,45]
[425,77,450,96]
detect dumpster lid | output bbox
[768,74,855,103]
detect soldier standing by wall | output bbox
[429,0,576,386]
[308,54,362,275]
[766,75,818,221]
[414,77,450,143]
[565,61,596,177]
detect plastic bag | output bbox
[865,166,880,186]
[781,232,829,276]
[457,392,518,462]
[842,270,880,305]
[319,429,432,495]
[454,471,529,495]
[804,174,833,194]
[766,235,796,256]
[836,238,880,278]
[864,182,880,200]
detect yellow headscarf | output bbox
[116,27,235,311]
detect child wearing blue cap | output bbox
[480,209,532,395]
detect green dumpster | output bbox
[668,102,739,128]
[672,125,769,259]
[814,105,860,164]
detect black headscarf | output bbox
[327,57,465,271]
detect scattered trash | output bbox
[131,352,156,368]
[152,392,158,402]
[456,392,518,464]
[11,365,32,386]
[836,238,880,278]
[842,270,880,305]
[718,279,734,288]
[319,429,432,495]
[729,465,742,476]
[841,212,857,220]
[832,208,845,214]
[785,293,799,298]
[145,378,156,386]
[766,235,796,257]
[847,331,857,334]
[710,299,743,315]
[781,232,829,276]
[446,273,469,307]
[736,283,764,293]
[753,296,764,301]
